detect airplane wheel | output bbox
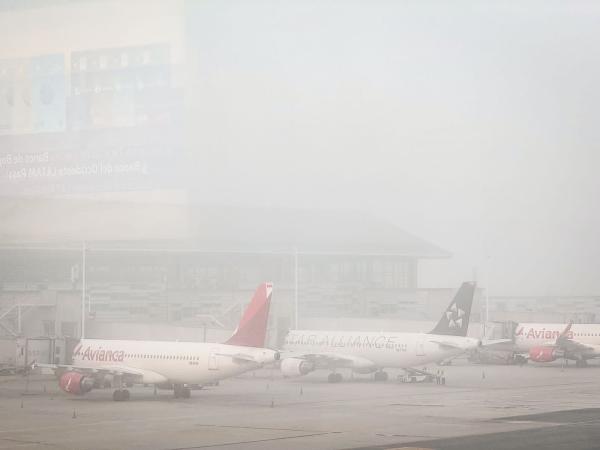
[174,385,185,398]
[374,371,389,382]
[182,387,191,399]
[122,389,130,401]
[328,373,343,383]
[576,359,588,368]
[113,390,125,401]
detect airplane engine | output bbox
[528,346,559,363]
[280,358,315,377]
[59,371,94,395]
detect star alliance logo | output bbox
[445,302,465,329]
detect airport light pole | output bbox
[294,247,299,329]
[81,242,86,339]
[485,255,491,338]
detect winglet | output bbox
[556,320,573,344]
[224,282,273,348]
[428,282,476,337]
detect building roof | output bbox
[186,205,449,257]
[0,198,449,258]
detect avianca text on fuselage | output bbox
[72,344,125,363]
[515,327,574,340]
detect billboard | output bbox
[0,44,184,196]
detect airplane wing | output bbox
[33,363,168,384]
[283,352,375,370]
[551,322,599,359]
[402,367,438,377]
[480,338,513,349]
[215,353,262,364]
[429,340,466,350]
[557,339,599,356]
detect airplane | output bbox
[35,282,279,400]
[515,321,600,367]
[279,282,480,383]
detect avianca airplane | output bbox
[280,282,479,382]
[36,283,279,401]
[515,322,600,367]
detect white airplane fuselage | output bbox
[73,338,278,384]
[283,330,480,370]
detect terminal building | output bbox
[0,202,460,343]
[1,1,599,371]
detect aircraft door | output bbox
[208,349,218,370]
[416,339,426,356]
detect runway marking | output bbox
[0,437,55,447]
[388,403,444,407]
[193,424,333,433]
[164,431,341,449]
[0,417,333,436]
[387,447,434,450]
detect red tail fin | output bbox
[224,282,273,348]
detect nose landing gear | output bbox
[112,375,130,401]
[174,384,192,398]
[112,389,130,401]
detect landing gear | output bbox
[112,389,130,401]
[576,359,588,368]
[373,370,389,382]
[327,373,343,383]
[174,385,191,398]
[112,374,130,401]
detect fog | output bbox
[188,0,600,295]
[2,2,600,449]
[1,0,598,296]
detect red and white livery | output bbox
[515,322,600,367]
[36,283,279,400]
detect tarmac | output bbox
[1,361,599,449]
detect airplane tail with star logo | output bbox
[428,282,476,337]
